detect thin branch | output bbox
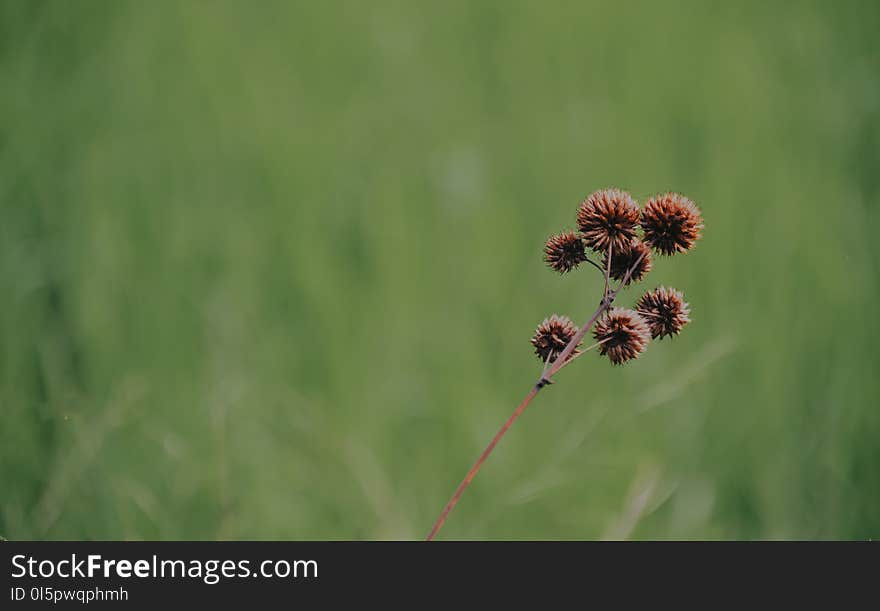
[425,383,543,541]
[425,249,647,541]
[540,349,553,378]
[584,257,605,274]
[561,337,611,366]
[544,250,645,380]
[608,251,645,299]
[603,242,612,299]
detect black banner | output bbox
[1,541,875,606]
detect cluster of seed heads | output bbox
[534,188,702,365]
[426,187,705,540]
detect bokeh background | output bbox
[2,1,878,540]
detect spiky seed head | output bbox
[544,231,587,274]
[592,307,651,365]
[531,314,581,363]
[576,188,641,254]
[636,286,691,339]
[602,238,652,285]
[641,193,704,255]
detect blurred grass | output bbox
[1,0,878,539]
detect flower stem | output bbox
[545,250,644,379]
[425,383,542,541]
[562,337,611,366]
[424,251,645,540]
[603,242,612,299]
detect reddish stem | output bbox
[425,250,645,540]
[545,250,644,379]
[425,384,541,541]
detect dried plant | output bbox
[641,192,703,255]
[543,231,587,274]
[603,238,652,285]
[576,188,641,253]
[592,307,652,365]
[637,286,691,339]
[426,187,703,540]
[531,314,581,363]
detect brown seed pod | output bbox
[636,286,691,339]
[576,188,640,254]
[640,193,703,255]
[531,314,581,363]
[544,231,587,274]
[592,307,651,365]
[602,238,652,285]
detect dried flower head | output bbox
[576,188,640,254]
[636,286,691,339]
[544,231,587,273]
[641,193,703,255]
[592,307,651,365]
[602,238,652,285]
[531,314,580,363]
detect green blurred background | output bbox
[2,1,878,540]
